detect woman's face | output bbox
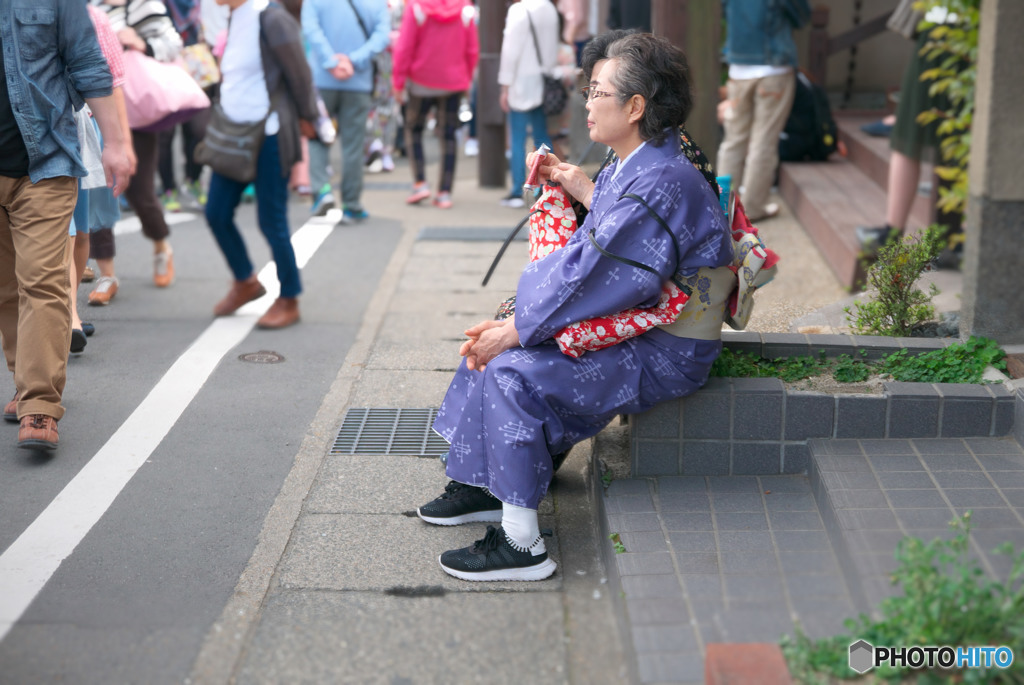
[585,59,637,150]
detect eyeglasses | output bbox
[580,86,617,102]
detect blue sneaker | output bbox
[311,185,335,216]
[342,206,369,221]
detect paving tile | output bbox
[859,439,917,455]
[605,494,657,514]
[836,508,901,530]
[893,508,957,529]
[768,510,824,530]
[732,443,783,476]
[919,452,982,471]
[875,471,936,489]
[856,551,900,576]
[626,597,691,626]
[657,476,709,494]
[836,396,888,439]
[707,475,761,492]
[862,574,900,607]
[716,530,775,551]
[931,471,995,488]
[758,475,811,492]
[960,507,1022,529]
[620,531,671,553]
[977,455,1024,472]
[607,513,663,533]
[791,597,858,639]
[942,488,1008,508]
[680,441,729,476]
[971,528,1024,552]
[868,454,925,471]
[719,551,779,574]
[681,390,731,440]
[903,528,959,543]
[724,574,784,601]
[913,438,969,455]
[710,492,765,512]
[764,492,817,511]
[715,606,794,643]
[658,492,712,513]
[845,530,906,555]
[607,479,653,497]
[1003,490,1024,508]
[621,574,684,600]
[714,511,769,531]
[674,552,720,574]
[662,512,714,531]
[965,438,1024,456]
[817,439,867,456]
[829,489,891,509]
[636,651,704,684]
[813,455,872,473]
[784,573,849,598]
[888,397,940,438]
[833,471,883,489]
[773,530,834,552]
[682,574,724,599]
[631,624,701,653]
[887,489,949,508]
[785,392,835,440]
[778,550,840,575]
[617,552,676,576]
[668,532,717,552]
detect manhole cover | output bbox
[332,408,449,457]
[239,350,285,364]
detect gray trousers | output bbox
[308,88,373,211]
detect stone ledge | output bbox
[704,643,793,685]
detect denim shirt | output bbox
[0,0,113,182]
[722,0,810,68]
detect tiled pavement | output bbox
[599,432,1024,685]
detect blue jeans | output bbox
[509,106,553,192]
[204,135,301,298]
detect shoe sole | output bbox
[3,413,17,423]
[18,438,58,451]
[439,556,556,582]
[88,297,114,306]
[406,192,431,205]
[70,330,87,354]
[416,508,503,526]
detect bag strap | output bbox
[586,193,690,293]
[524,11,545,71]
[345,0,371,40]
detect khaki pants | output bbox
[716,71,796,219]
[0,175,77,420]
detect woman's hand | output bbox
[525,151,595,209]
[117,27,147,52]
[460,317,520,371]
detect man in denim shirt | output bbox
[717,0,810,222]
[0,0,133,451]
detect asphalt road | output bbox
[0,197,401,684]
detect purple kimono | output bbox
[433,136,732,509]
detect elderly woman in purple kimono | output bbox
[420,34,734,582]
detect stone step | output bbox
[808,436,1024,616]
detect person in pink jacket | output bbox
[392,0,479,209]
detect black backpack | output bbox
[779,71,838,162]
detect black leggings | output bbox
[404,92,462,194]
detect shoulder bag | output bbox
[525,10,567,117]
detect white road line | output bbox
[113,211,195,236]
[0,209,340,641]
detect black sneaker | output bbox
[856,225,901,255]
[417,480,503,526]
[439,525,556,582]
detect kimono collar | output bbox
[611,141,648,182]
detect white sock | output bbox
[502,503,543,553]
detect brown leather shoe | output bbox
[213,276,267,317]
[256,297,300,329]
[18,414,59,451]
[4,392,19,423]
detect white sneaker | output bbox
[464,138,479,157]
[499,192,525,209]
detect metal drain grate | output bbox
[332,408,449,457]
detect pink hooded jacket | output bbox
[391,0,479,93]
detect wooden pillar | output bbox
[959,0,1024,343]
[651,0,721,165]
[477,1,507,188]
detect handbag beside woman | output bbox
[198,0,318,329]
